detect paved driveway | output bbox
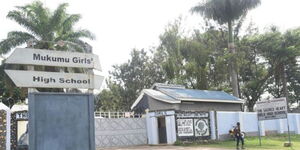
[97,145,232,150]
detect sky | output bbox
[1,0,300,80]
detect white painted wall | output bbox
[216,111,300,138]
[216,111,239,136]
[146,111,300,144]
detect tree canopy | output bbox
[97,19,300,112]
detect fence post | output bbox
[278,119,284,134]
[146,112,159,144]
[259,121,265,136]
[209,111,216,140]
[295,114,300,134]
[238,112,244,132]
[165,113,176,144]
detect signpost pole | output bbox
[27,65,36,93]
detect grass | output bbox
[175,134,300,150]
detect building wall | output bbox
[148,96,178,111]
[95,118,147,148]
[215,112,300,140]
[179,102,241,111]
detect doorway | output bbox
[157,117,167,143]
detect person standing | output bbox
[234,122,244,149]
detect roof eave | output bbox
[130,89,181,110]
[180,98,244,104]
[144,90,180,104]
[130,90,146,110]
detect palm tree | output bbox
[0,1,94,54]
[191,0,261,97]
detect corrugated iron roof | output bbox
[144,89,178,102]
[157,87,240,101]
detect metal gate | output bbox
[29,93,95,150]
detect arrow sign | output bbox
[5,48,102,71]
[5,70,104,89]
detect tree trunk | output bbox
[282,65,289,111]
[228,20,239,97]
[248,102,255,112]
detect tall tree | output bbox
[191,0,261,97]
[157,19,212,89]
[238,34,270,111]
[257,27,300,110]
[157,19,233,91]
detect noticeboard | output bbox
[176,111,210,140]
[256,97,288,121]
[177,119,194,136]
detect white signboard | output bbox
[5,48,101,70]
[177,119,194,136]
[5,70,104,89]
[177,112,209,118]
[256,98,288,121]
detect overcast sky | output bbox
[1,0,300,79]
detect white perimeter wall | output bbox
[145,111,300,144]
[215,111,300,139]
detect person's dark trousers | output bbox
[235,135,244,148]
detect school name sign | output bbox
[5,48,103,89]
[256,98,288,121]
[5,70,103,89]
[5,48,101,70]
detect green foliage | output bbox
[96,3,300,112]
[157,19,232,91]
[190,0,261,25]
[95,82,123,111]
[95,49,166,111]
[238,35,270,111]
[253,27,300,108]
[98,18,300,112]
[191,0,261,97]
[0,62,26,108]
